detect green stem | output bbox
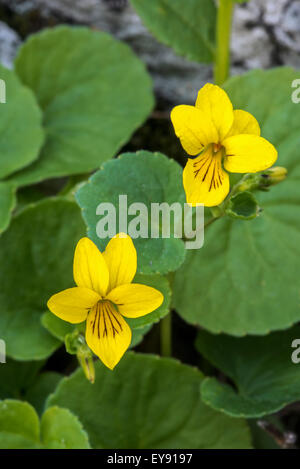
[160,312,172,357]
[214,0,234,85]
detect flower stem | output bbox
[160,312,172,357]
[214,0,234,86]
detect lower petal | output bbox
[183,147,230,207]
[86,301,131,370]
[107,283,163,318]
[47,287,100,324]
[223,134,278,173]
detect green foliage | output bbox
[48,352,252,449]
[9,26,153,186]
[130,0,216,63]
[0,400,90,449]
[173,68,300,335]
[226,191,260,220]
[25,373,62,416]
[0,65,44,179]
[0,359,44,400]
[196,326,300,418]
[0,65,43,231]
[41,312,75,342]
[0,400,40,448]
[40,407,90,449]
[76,151,186,275]
[130,324,152,348]
[0,182,16,233]
[0,198,86,360]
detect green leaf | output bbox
[48,352,252,449]
[0,400,40,448]
[130,0,216,63]
[0,359,44,400]
[196,326,300,418]
[0,400,90,449]
[0,182,16,233]
[226,191,260,220]
[76,151,186,274]
[41,311,75,341]
[0,197,86,360]
[130,324,152,348]
[9,26,153,186]
[173,67,300,335]
[40,407,90,449]
[0,65,44,179]
[0,359,62,415]
[25,372,62,416]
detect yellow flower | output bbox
[171,83,278,207]
[47,234,163,370]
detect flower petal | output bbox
[73,237,109,297]
[103,233,137,291]
[183,146,230,207]
[223,134,278,173]
[170,105,215,155]
[107,284,163,318]
[195,83,234,142]
[47,287,100,324]
[86,301,131,370]
[226,110,261,138]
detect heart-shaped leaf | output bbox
[10,26,153,186]
[48,352,252,449]
[0,198,86,360]
[130,0,216,63]
[0,65,44,180]
[76,151,186,275]
[196,326,300,418]
[0,400,90,449]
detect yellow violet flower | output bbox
[47,234,163,370]
[171,83,278,207]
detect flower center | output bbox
[213,143,222,153]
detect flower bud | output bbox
[260,167,287,187]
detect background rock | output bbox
[0,0,299,104]
[0,21,21,69]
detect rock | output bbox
[0,21,21,69]
[0,0,299,104]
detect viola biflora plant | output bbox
[0,0,300,450]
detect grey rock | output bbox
[0,21,21,69]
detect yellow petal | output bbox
[183,146,230,207]
[195,83,234,142]
[225,110,261,138]
[86,301,131,370]
[47,287,100,324]
[170,105,214,155]
[103,233,137,291]
[223,134,278,173]
[107,283,163,318]
[73,237,109,297]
